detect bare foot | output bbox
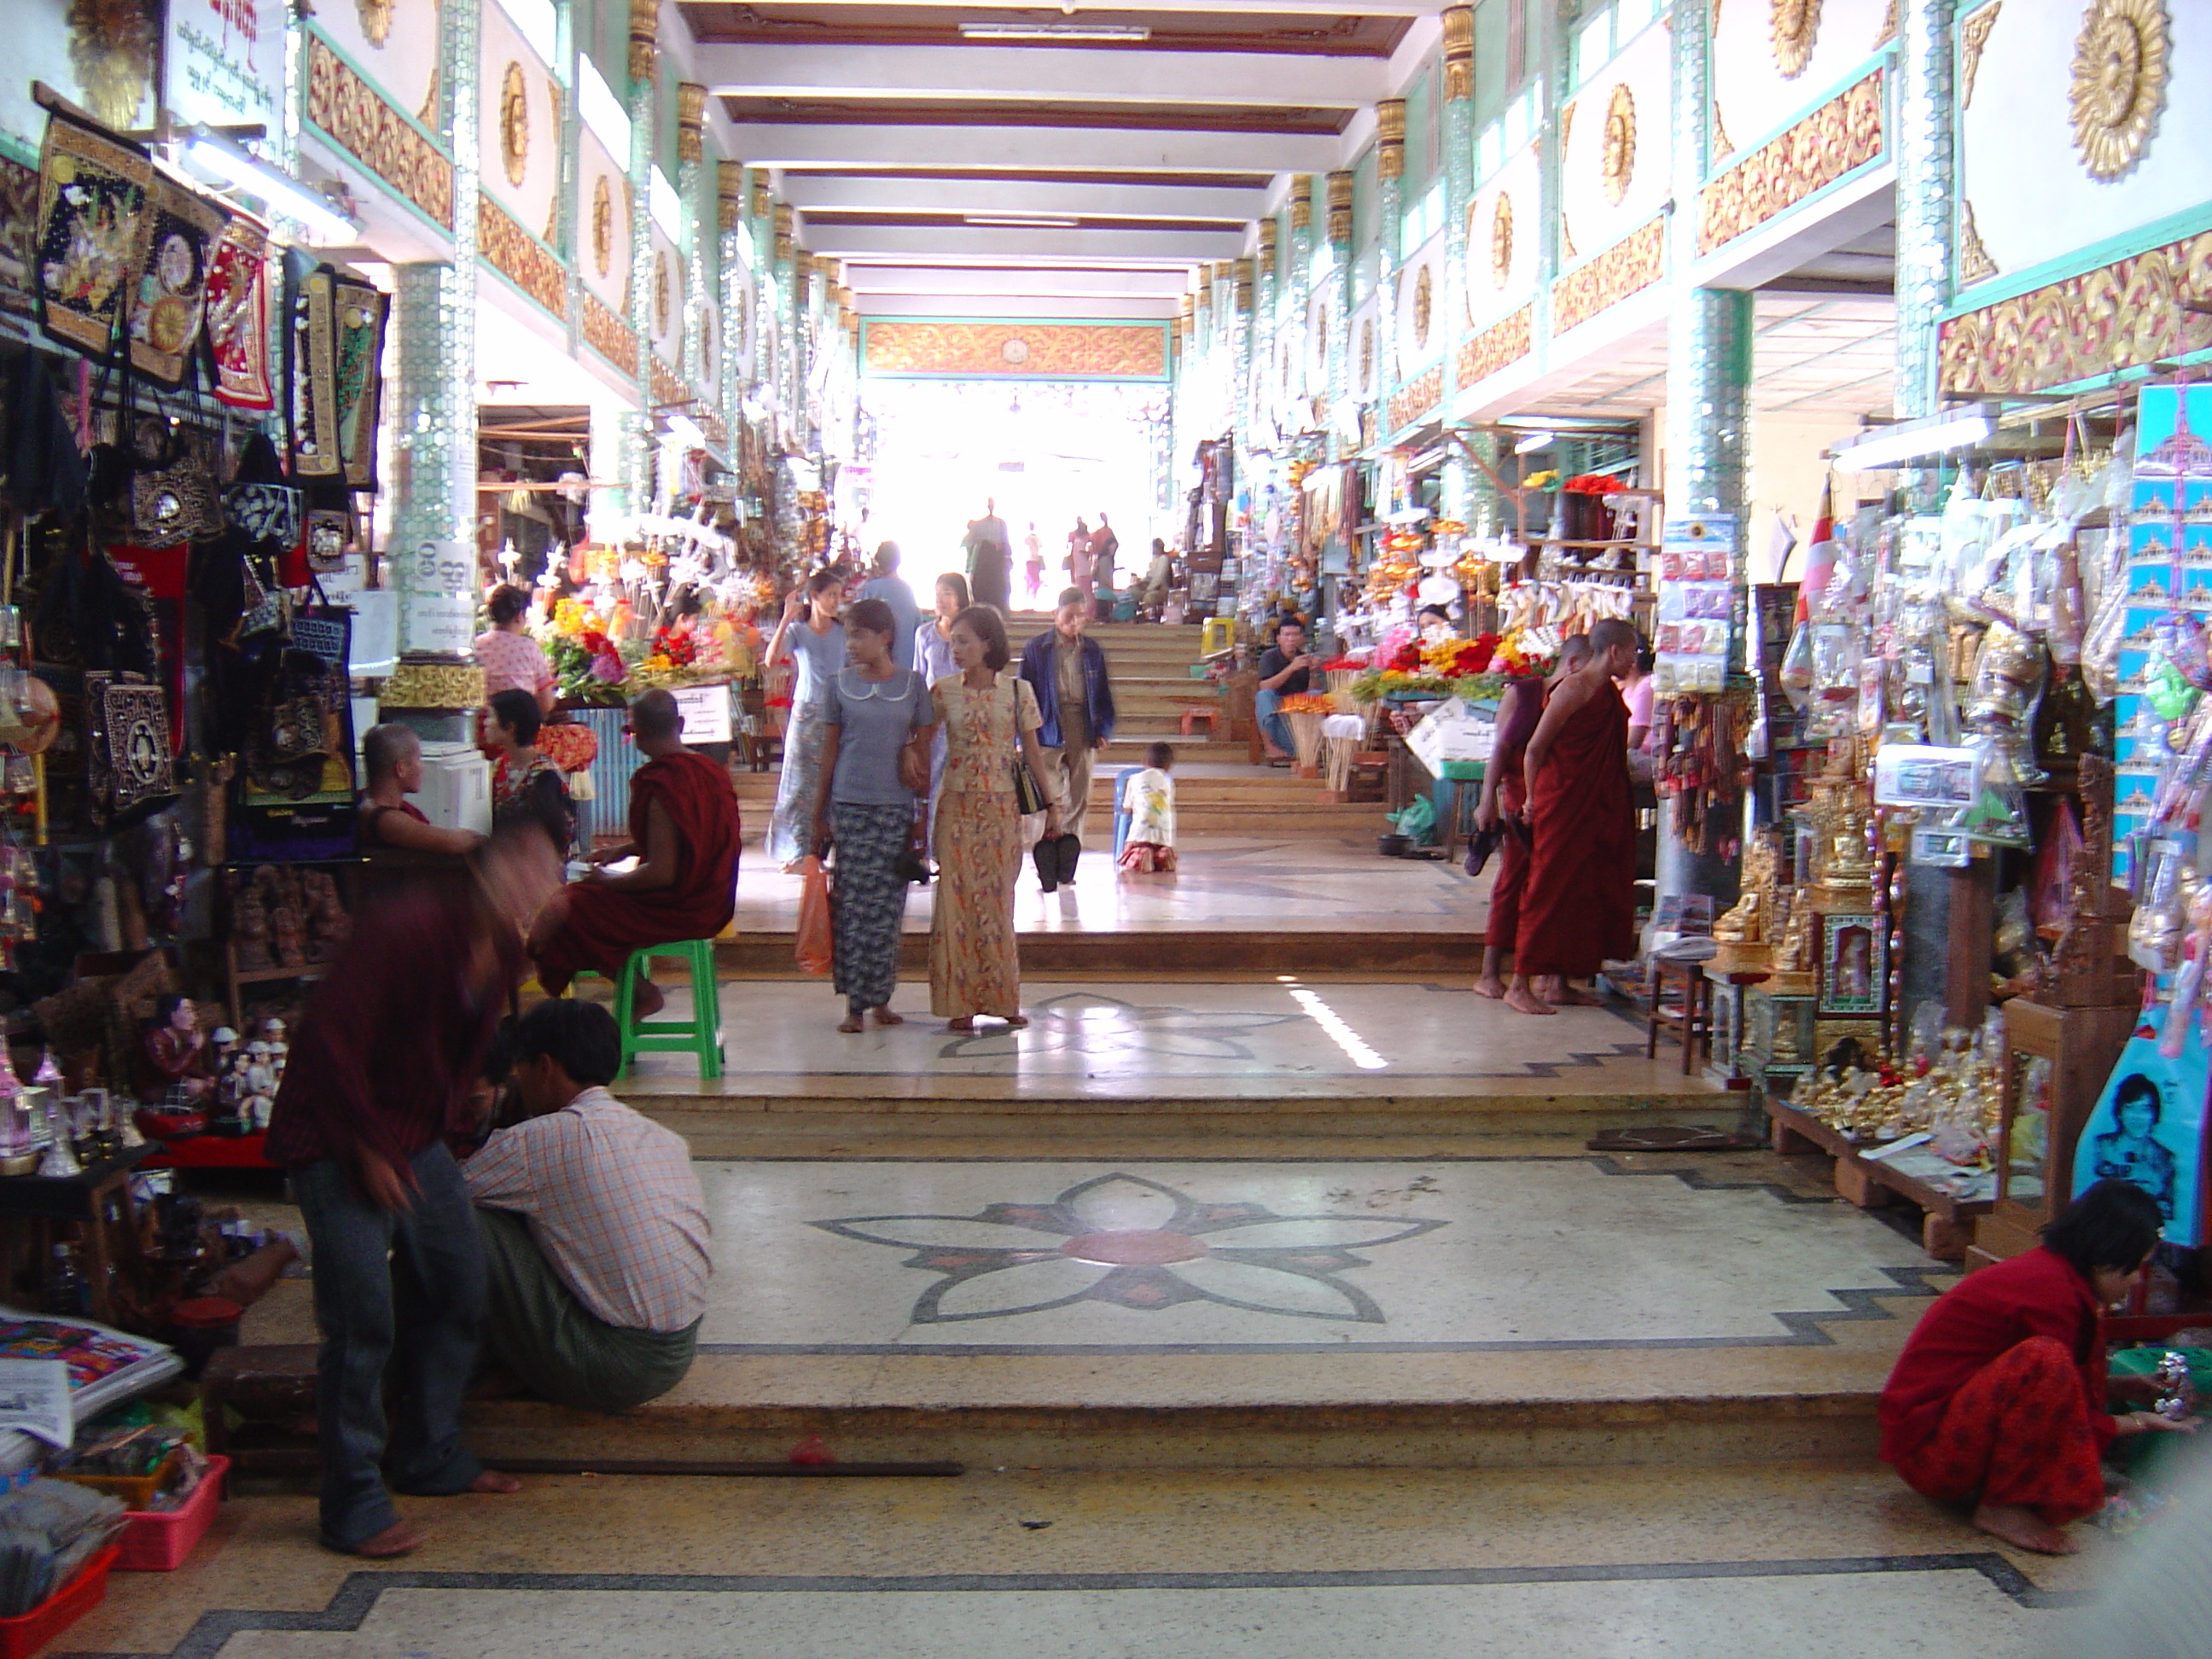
[632,978,667,1019]
[1473,976,1506,1000]
[1970,1502,2077,1555]
[467,1470,521,1495]
[838,1014,864,1033]
[346,1520,426,1558]
[1504,987,1557,1016]
[947,1017,975,1033]
[872,1009,905,1027]
[1534,975,1564,1003]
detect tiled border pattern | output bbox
[1696,71,1885,257]
[1455,305,1533,390]
[861,320,1170,380]
[1550,216,1666,335]
[477,193,566,319]
[304,34,453,230]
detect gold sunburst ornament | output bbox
[356,0,393,46]
[2069,0,2168,183]
[591,176,613,277]
[1601,84,1636,207]
[1770,0,1820,78]
[1491,195,1514,290]
[499,63,529,187]
[1359,317,1374,392]
[1412,265,1433,348]
[654,252,671,338]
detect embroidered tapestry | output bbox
[34,113,154,359]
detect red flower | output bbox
[1458,634,1498,673]
[1388,642,1423,672]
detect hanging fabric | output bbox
[285,253,341,480]
[32,110,154,360]
[126,172,230,387]
[203,212,273,411]
[332,276,388,489]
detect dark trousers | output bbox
[293,1144,486,1550]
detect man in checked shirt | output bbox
[463,998,711,1412]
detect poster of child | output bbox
[2072,1005,2209,1246]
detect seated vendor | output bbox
[528,688,742,1016]
[358,724,485,858]
[1878,1179,2196,1556]
[460,998,709,1413]
[141,993,212,1103]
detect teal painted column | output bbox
[1375,99,1405,436]
[620,2,660,515]
[1440,7,1475,523]
[717,160,745,445]
[676,83,708,404]
[1895,0,1956,419]
[1324,170,1353,462]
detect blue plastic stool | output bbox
[580,939,724,1079]
[1111,765,1143,859]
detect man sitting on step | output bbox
[463,998,710,1413]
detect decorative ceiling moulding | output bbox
[2068,0,2168,184]
[717,160,743,231]
[1377,99,1406,183]
[1551,214,1666,334]
[1326,170,1353,246]
[1937,224,2212,395]
[304,32,454,230]
[478,192,568,321]
[1442,5,1475,102]
[861,320,1171,381]
[1258,218,1278,278]
[1959,3,2000,108]
[1291,175,1314,231]
[1456,303,1533,390]
[1697,69,1883,257]
[1771,0,1823,79]
[629,0,661,88]
[676,83,707,165]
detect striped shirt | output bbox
[462,1087,710,1333]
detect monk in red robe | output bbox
[1506,617,1639,1016]
[1472,637,1588,1000]
[531,688,742,1016]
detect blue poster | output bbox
[2073,1004,2210,1247]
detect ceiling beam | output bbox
[800,224,1246,259]
[778,174,1268,218]
[857,294,1179,318]
[731,122,1342,172]
[694,43,1387,105]
[844,265,1191,295]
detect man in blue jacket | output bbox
[1019,589,1118,884]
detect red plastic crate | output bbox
[0,1545,117,1658]
[116,1457,229,1572]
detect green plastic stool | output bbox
[582,940,724,1080]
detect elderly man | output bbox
[530,688,742,1016]
[1018,589,1118,888]
[856,540,921,671]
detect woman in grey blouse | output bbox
[766,570,845,869]
[813,597,937,1031]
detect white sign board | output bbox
[672,682,733,744]
[402,591,475,656]
[165,0,282,130]
[1406,700,1493,777]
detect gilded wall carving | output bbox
[862,321,1168,380]
[1551,215,1666,335]
[2069,0,2168,183]
[477,192,564,318]
[1938,226,2212,394]
[1697,70,1883,257]
[1602,84,1637,207]
[1957,201,1998,285]
[1959,3,2000,108]
[1770,0,1821,78]
[1489,195,1514,290]
[498,62,528,187]
[306,33,453,230]
[1455,304,1534,390]
[1387,365,1442,434]
[580,292,637,370]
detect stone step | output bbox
[713,924,1466,977]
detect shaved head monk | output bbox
[531,689,742,1017]
[1505,619,1642,1016]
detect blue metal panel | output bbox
[571,707,636,843]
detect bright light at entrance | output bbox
[1278,976,1390,1071]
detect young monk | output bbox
[1880,1179,2197,1555]
[530,688,742,1017]
[1473,637,1589,1002]
[1505,618,1639,1016]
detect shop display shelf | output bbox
[1766,1096,1992,1260]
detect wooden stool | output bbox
[201,1344,320,1475]
[1179,705,1219,738]
[1644,955,1712,1074]
[583,940,725,1079]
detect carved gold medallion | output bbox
[1770,0,1820,78]
[2069,0,2168,183]
[1412,265,1433,348]
[654,250,671,338]
[357,0,393,46]
[498,62,528,187]
[1491,194,1514,290]
[591,175,612,278]
[1601,84,1637,207]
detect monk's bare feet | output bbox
[467,1470,521,1495]
[948,1016,976,1033]
[1473,976,1506,1000]
[838,1014,865,1033]
[1970,1502,2077,1555]
[632,977,667,1019]
[1504,986,1557,1016]
[872,1008,904,1027]
[346,1520,425,1558]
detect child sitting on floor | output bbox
[1119,742,1179,874]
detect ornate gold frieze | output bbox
[1697,70,1883,257]
[1937,225,2212,395]
[478,192,566,318]
[1956,200,1997,285]
[1326,170,1353,246]
[305,33,453,230]
[864,321,1169,379]
[1602,84,1637,207]
[717,160,743,231]
[1959,3,2000,108]
[2069,0,2168,183]
[1442,5,1474,101]
[752,174,771,219]
[1771,0,1821,79]
[628,0,659,86]
[677,82,707,164]
[1388,365,1442,434]
[1551,214,1666,334]
[581,292,637,370]
[381,662,486,710]
[1455,304,1533,389]
[649,359,687,411]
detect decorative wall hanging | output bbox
[654,250,671,339]
[83,672,176,830]
[499,61,529,187]
[127,175,230,387]
[205,214,273,410]
[1770,0,1821,79]
[287,258,340,480]
[591,175,613,276]
[1491,195,1513,290]
[357,0,393,47]
[332,277,388,490]
[0,156,40,318]
[1412,265,1433,349]
[1601,84,1637,207]
[66,0,157,129]
[34,112,153,359]
[2068,0,2168,183]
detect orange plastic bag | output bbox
[795,854,833,977]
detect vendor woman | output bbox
[1878,1179,2195,1555]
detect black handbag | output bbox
[1006,679,1051,813]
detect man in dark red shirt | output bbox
[268,815,566,1557]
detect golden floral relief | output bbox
[2069,0,2168,183]
[1455,304,1533,391]
[591,175,612,278]
[66,0,156,130]
[1771,0,1821,79]
[1412,264,1433,348]
[654,249,671,339]
[1957,200,1997,285]
[1601,84,1636,207]
[498,62,528,188]
[357,0,393,46]
[1959,3,2001,108]
[1491,194,1514,290]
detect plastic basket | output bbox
[54,1449,180,1514]
[117,1457,228,1572]
[0,1545,117,1659]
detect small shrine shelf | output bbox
[1766,1096,1993,1262]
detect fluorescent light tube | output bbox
[664,414,708,448]
[1831,407,1995,470]
[1512,430,1556,455]
[958,21,1150,40]
[181,131,358,244]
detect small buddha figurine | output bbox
[270,900,306,969]
[304,872,351,962]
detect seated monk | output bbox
[530,688,742,1016]
[1879,1179,2196,1556]
[461,998,707,1412]
[358,724,485,858]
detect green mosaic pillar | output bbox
[1375,99,1405,438]
[1440,7,1474,523]
[1324,171,1353,462]
[717,160,745,443]
[1895,0,1956,420]
[676,83,708,401]
[622,0,660,513]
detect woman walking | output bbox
[914,573,969,855]
[766,571,846,869]
[928,606,1062,1030]
[813,600,936,1033]
[484,688,574,853]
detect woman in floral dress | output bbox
[485,687,573,854]
[928,606,1062,1029]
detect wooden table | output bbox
[1766,1096,1992,1261]
[0,1146,154,1321]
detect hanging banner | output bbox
[205,213,273,410]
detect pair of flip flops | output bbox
[1033,833,1081,892]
